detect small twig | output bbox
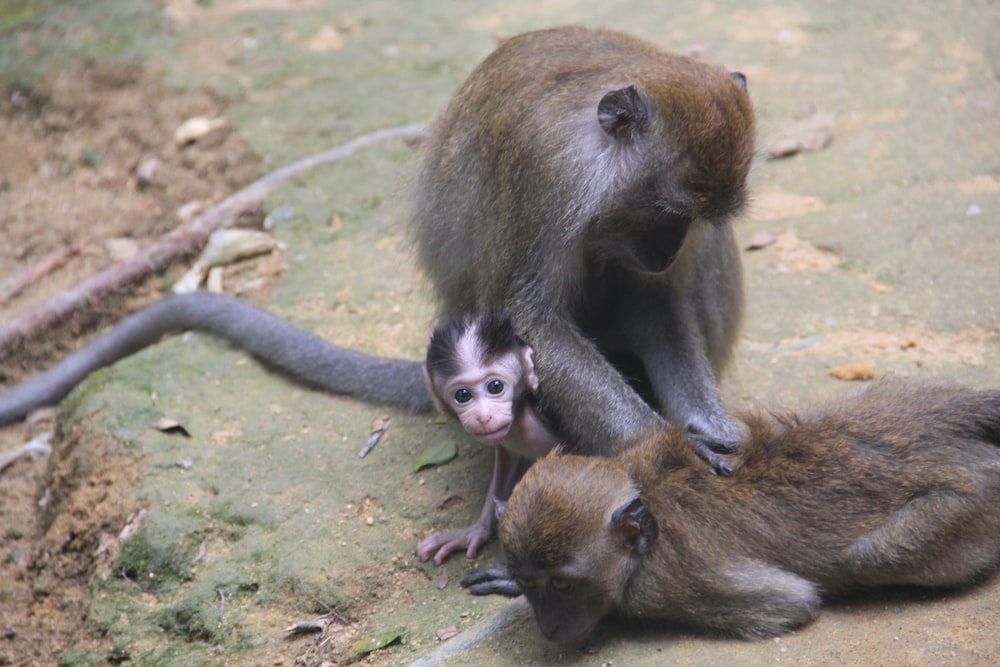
[359,417,391,458]
[0,241,84,306]
[0,123,426,361]
[218,588,227,626]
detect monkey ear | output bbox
[598,85,648,139]
[423,366,450,415]
[610,497,658,555]
[730,71,747,91]
[521,346,540,394]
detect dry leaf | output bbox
[745,231,777,250]
[750,192,825,221]
[304,25,347,52]
[765,112,835,158]
[359,416,391,458]
[173,116,229,146]
[829,362,877,381]
[191,541,207,565]
[772,231,841,273]
[172,229,279,294]
[119,508,148,541]
[285,619,326,635]
[152,417,191,437]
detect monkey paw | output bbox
[416,524,493,566]
[686,433,740,476]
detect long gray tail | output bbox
[0,291,433,425]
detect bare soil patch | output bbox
[0,59,262,665]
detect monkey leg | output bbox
[416,448,528,565]
[694,561,821,638]
[844,490,1000,587]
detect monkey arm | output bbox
[605,271,745,473]
[628,319,744,474]
[527,313,662,455]
[460,563,522,597]
[0,291,433,426]
[416,446,528,565]
[519,309,737,473]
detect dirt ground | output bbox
[0,60,266,664]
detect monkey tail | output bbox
[0,291,434,426]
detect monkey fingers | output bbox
[460,564,522,597]
[685,434,738,476]
[416,522,493,566]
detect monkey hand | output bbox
[416,522,494,566]
[460,564,522,597]
[686,431,743,476]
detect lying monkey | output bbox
[418,308,564,564]
[463,379,1000,646]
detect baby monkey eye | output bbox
[454,388,473,404]
[486,379,505,395]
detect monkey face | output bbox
[499,454,652,645]
[437,349,528,443]
[514,571,616,645]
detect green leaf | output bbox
[351,627,404,655]
[412,441,458,472]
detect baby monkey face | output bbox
[442,348,531,443]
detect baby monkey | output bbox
[465,379,1000,646]
[417,308,563,565]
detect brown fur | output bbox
[411,26,754,462]
[497,379,1000,645]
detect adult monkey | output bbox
[1,27,754,472]
[412,26,754,467]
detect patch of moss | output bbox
[0,0,52,31]
[55,648,104,667]
[114,527,194,588]
[155,594,225,644]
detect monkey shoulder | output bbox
[619,427,712,487]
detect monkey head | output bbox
[592,65,755,275]
[425,309,538,444]
[498,453,659,645]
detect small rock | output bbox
[135,156,162,189]
[106,237,141,262]
[174,116,229,146]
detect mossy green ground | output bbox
[2,0,998,665]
